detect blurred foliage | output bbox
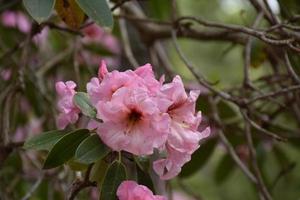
[1,0,300,200]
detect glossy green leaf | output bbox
[43,129,90,169]
[100,161,127,200]
[90,159,109,186]
[73,92,97,118]
[179,139,217,178]
[67,159,88,171]
[23,130,65,151]
[23,0,55,23]
[75,134,110,164]
[75,0,113,28]
[137,165,154,192]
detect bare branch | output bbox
[119,18,139,68]
[242,110,286,141]
[242,110,273,200]
[247,85,300,104]
[67,165,96,200]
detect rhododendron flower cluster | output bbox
[117,181,166,200]
[56,61,210,179]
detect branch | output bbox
[67,164,96,200]
[247,85,300,104]
[21,173,45,200]
[209,97,258,184]
[283,52,300,84]
[171,29,236,103]
[242,110,273,200]
[118,18,139,68]
[242,110,286,141]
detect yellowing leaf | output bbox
[55,0,85,29]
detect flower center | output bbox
[128,109,142,122]
[125,109,142,134]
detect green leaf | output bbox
[75,134,110,164]
[217,100,238,120]
[75,0,113,28]
[214,154,235,184]
[100,161,127,200]
[23,130,65,151]
[43,129,90,169]
[67,159,88,171]
[179,139,217,178]
[23,0,55,23]
[90,159,109,186]
[73,92,97,118]
[134,156,150,172]
[137,165,154,192]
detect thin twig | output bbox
[243,12,264,86]
[242,110,273,200]
[271,162,296,190]
[176,16,296,47]
[21,173,45,200]
[67,164,96,200]
[209,97,258,183]
[283,52,300,84]
[242,110,286,141]
[118,18,139,68]
[247,85,300,104]
[171,29,235,103]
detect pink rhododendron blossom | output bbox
[86,62,172,155]
[117,181,166,200]
[153,76,210,180]
[97,87,170,155]
[55,81,80,129]
[13,118,42,142]
[98,60,109,80]
[0,69,12,81]
[173,191,194,200]
[1,11,31,33]
[80,24,121,67]
[82,24,120,54]
[1,11,49,46]
[87,62,167,106]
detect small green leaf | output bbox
[75,0,113,28]
[23,130,65,151]
[23,0,55,23]
[75,134,110,164]
[73,92,97,118]
[100,161,127,200]
[43,129,90,169]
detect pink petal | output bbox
[98,60,108,80]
